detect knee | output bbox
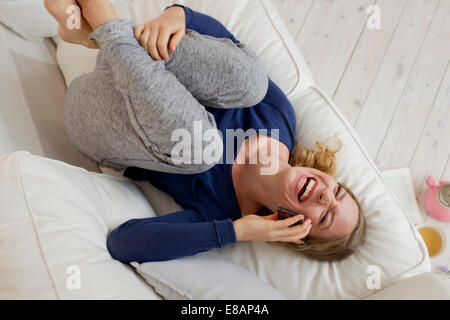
[236,55,269,107]
[171,31,269,108]
[221,45,269,108]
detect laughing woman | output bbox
[45,0,365,263]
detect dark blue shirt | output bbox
[107,6,297,263]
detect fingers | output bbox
[135,24,162,60]
[157,27,171,61]
[273,216,312,243]
[147,27,162,60]
[278,214,305,228]
[134,24,145,40]
[278,224,312,244]
[134,18,186,60]
[140,26,151,52]
[282,221,312,238]
[169,29,185,52]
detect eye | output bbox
[336,185,342,197]
[320,211,329,224]
[320,186,342,225]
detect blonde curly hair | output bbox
[283,136,366,261]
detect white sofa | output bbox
[0,0,449,299]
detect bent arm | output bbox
[107,209,237,263]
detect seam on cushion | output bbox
[136,265,194,300]
[258,0,301,96]
[306,87,429,299]
[14,152,61,300]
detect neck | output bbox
[233,138,291,216]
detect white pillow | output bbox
[132,252,285,300]
[56,0,314,96]
[0,151,160,299]
[0,0,129,42]
[0,0,58,42]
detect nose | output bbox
[318,188,336,207]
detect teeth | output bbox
[297,178,307,193]
[299,179,315,201]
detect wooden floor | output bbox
[274,0,450,218]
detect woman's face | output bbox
[277,166,359,240]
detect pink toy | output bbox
[425,176,450,222]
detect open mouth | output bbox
[297,177,317,203]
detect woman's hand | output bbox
[233,213,312,245]
[134,6,186,61]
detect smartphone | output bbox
[277,207,304,227]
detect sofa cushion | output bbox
[0,151,160,299]
[0,0,58,41]
[132,251,286,300]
